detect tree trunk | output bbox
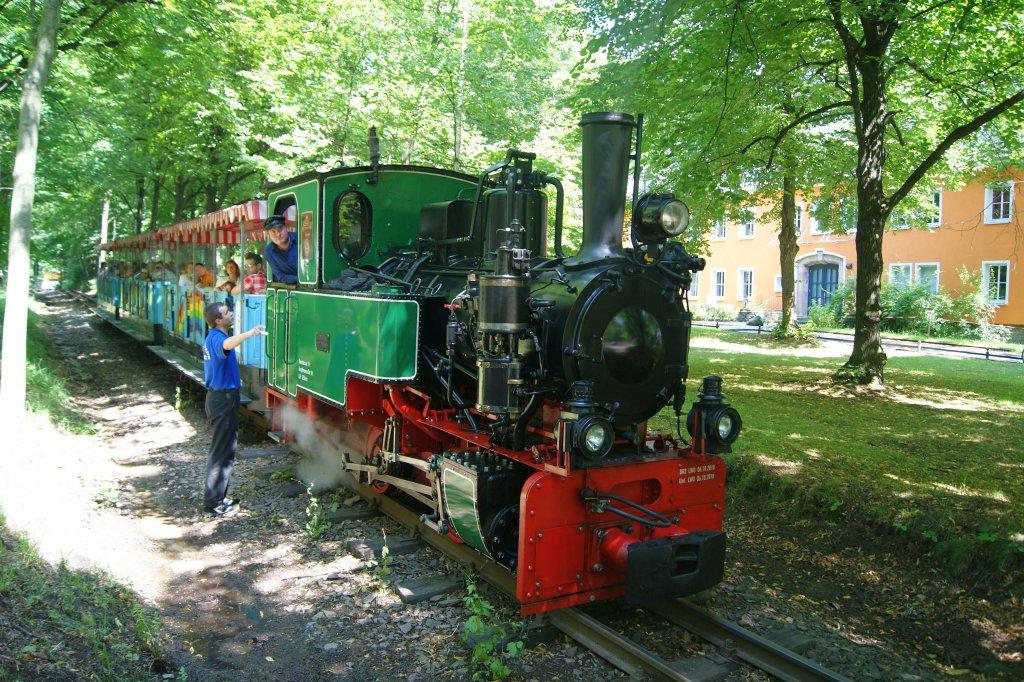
[99,190,110,267]
[135,176,144,234]
[150,176,161,230]
[453,0,471,172]
[0,0,62,415]
[173,174,189,221]
[839,17,893,386]
[777,173,798,334]
[204,182,217,213]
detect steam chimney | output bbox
[569,112,634,265]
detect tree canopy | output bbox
[3,0,1023,387]
[572,0,1024,383]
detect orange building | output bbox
[697,177,1022,334]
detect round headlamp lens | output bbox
[716,413,734,440]
[575,416,614,460]
[659,200,690,236]
[584,423,609,452]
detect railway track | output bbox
[339,455,853,682]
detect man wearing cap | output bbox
[201,301,265,517]
[263,215,299,285]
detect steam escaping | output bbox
[276,403,367,494]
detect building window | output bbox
[890,212,910,230]
[889,263,912,289]
[713,269,726,299]
[985,185,1012,224]
[774,274,783,292]
[928,190,942,227]
[915,263,940,293]
[740,212,755,239]
[712,220,727,239]
[795,203,803,232]
[810,201,823,235]
[738,269,754,302]
[982,261,1009,305]
[687,273,699,299]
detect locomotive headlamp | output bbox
[574,414,614,460]
[686,375,742,455]
[633,193,691,244]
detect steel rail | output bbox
[548,607,701,681]
[651,599,854,682]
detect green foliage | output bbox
[462,580,523,681]
[93,486,119,508]
[771,320,817,342]
[0,294,95,432]
[269,469,296,482]
[303,483,332,541]
[692,305,736,322]
[362,530,393,583]
[0,507,165,679]
[805,304,839,329]
[3,0,569,281]
[657,337,1024,586]
[819,269,1009,342]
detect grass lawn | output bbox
[652,328,1024,584]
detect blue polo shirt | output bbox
[264,233,299,284]
[203,328,240,390]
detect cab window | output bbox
[333,191,371,262]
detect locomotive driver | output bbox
[263,214,299,284]
[201,302,265,517]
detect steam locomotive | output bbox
[97,112,741,615]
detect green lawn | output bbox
[653,328,1024,583]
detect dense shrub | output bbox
[812,267,1009,342]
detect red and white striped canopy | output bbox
[97,200,270,251]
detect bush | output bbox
[692,304,736,321]
[810,268,1009,342]
[806,304,838,328]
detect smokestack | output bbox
[570,112,635,264]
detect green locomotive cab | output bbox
[264,165,482,406]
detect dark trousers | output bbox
[204,390,239,509]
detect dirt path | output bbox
[3,290,1020,681]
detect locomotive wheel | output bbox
[483,504,520,569]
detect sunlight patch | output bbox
[690,337,848,358]
[884,472,1010,502]
[886,388,1024,413]
[754,454,803,475]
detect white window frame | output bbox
[737,268,754,302]
[740,214,755,239]
[985,185,1012,224]
[982,260,1010,305]
[889,263,912,289]
[773,274,783,293]
[687,272,699,299]
[890,212,910,230]
[928,189,942,227]
[915,262,940,294]
[711,220,727,240]
[712,269,726,299]
[809,201,824,235]
[795,202,803,232]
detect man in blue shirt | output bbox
[202,302,265,517]
[263,214,299,284]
